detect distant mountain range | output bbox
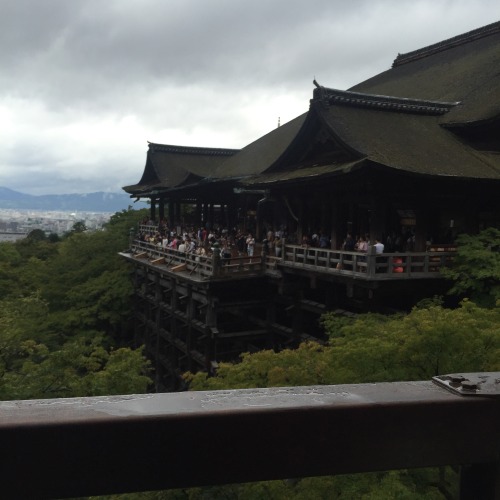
[0,187,148,212]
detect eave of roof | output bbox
[122,142,240,195]
[313,86,459,115]
[147,142,239,157]
[240,160,366,187]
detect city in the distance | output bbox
[0,186,147,240]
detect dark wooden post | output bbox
[186,285,194,373]
[414,206,430,252]
[175,202,181,225]
[366,246,377,278]
[158,198,165,221]
[212,242,221,277]
[150,198,156,222]
[196,201,202,227]
[369,199,387,246]
[168,201,175,228]
[209,203,215,229]
[331,202,340,250]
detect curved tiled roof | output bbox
[124,20,500,197]
[350,20,500,124]
[316,99,500,179]
[123,143,239,195]
[393,20,500,67]
[212,113,307,179]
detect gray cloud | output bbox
[1,0,499,194]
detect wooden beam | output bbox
[2,381,499,498]
[171,263,187,272]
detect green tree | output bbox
[0,334,151,400]
[26,228,47,241]
[441,227,500,307]
[0,208,152,401]
[182,300,498,499]
[70,220,88,234]
[186,300,500,391]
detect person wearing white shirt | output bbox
[177,240,187,253]
[374,238,384,254]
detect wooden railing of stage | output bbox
[129,240,265,280]
[128,230,455,281]
[280,243,456,279]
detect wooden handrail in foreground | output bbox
[1,379,499,499]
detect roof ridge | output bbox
[313,87,459,115]
[148,142,240,156]
[393,20,500,67]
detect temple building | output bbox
[122,21,500,390]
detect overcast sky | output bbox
[1,0,499,195]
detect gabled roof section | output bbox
[312,86,500,179]
[212,113,307,179]
[350,20,500,124]
[123,143,239,196]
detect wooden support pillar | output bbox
[220,204,226,228]
[158,198,165,221]
[226,201,234,229]
[291,291,303,341]
[265,299,276,350]
[347,202,354,238]
[154,274,162,391]
[256,206,263,242]
[196,201,202,227]
[331,202,341,250]
[175,202,181,225]
[414,206,430,252]
[205,297,218,366]
[369,198,388,246]
[186,285,194,372]
[209,203,215,229]
[150,198,156,222]
[463,199,480,235]
[170,278,178,348]
[321,198,330,235]
[168,202,175,228]
[202,202,208,227]
[297,196,304,243]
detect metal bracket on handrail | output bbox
[432,372,500,397]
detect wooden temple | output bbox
[122,21,500,390]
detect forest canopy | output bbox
[1,219,499,499]
[0,208,152,400]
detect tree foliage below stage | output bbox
[0,208,152,400]
[174,229,500,500]
[186,298,500,390]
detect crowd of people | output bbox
[137,218,267,260]
[137,218,422,261]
